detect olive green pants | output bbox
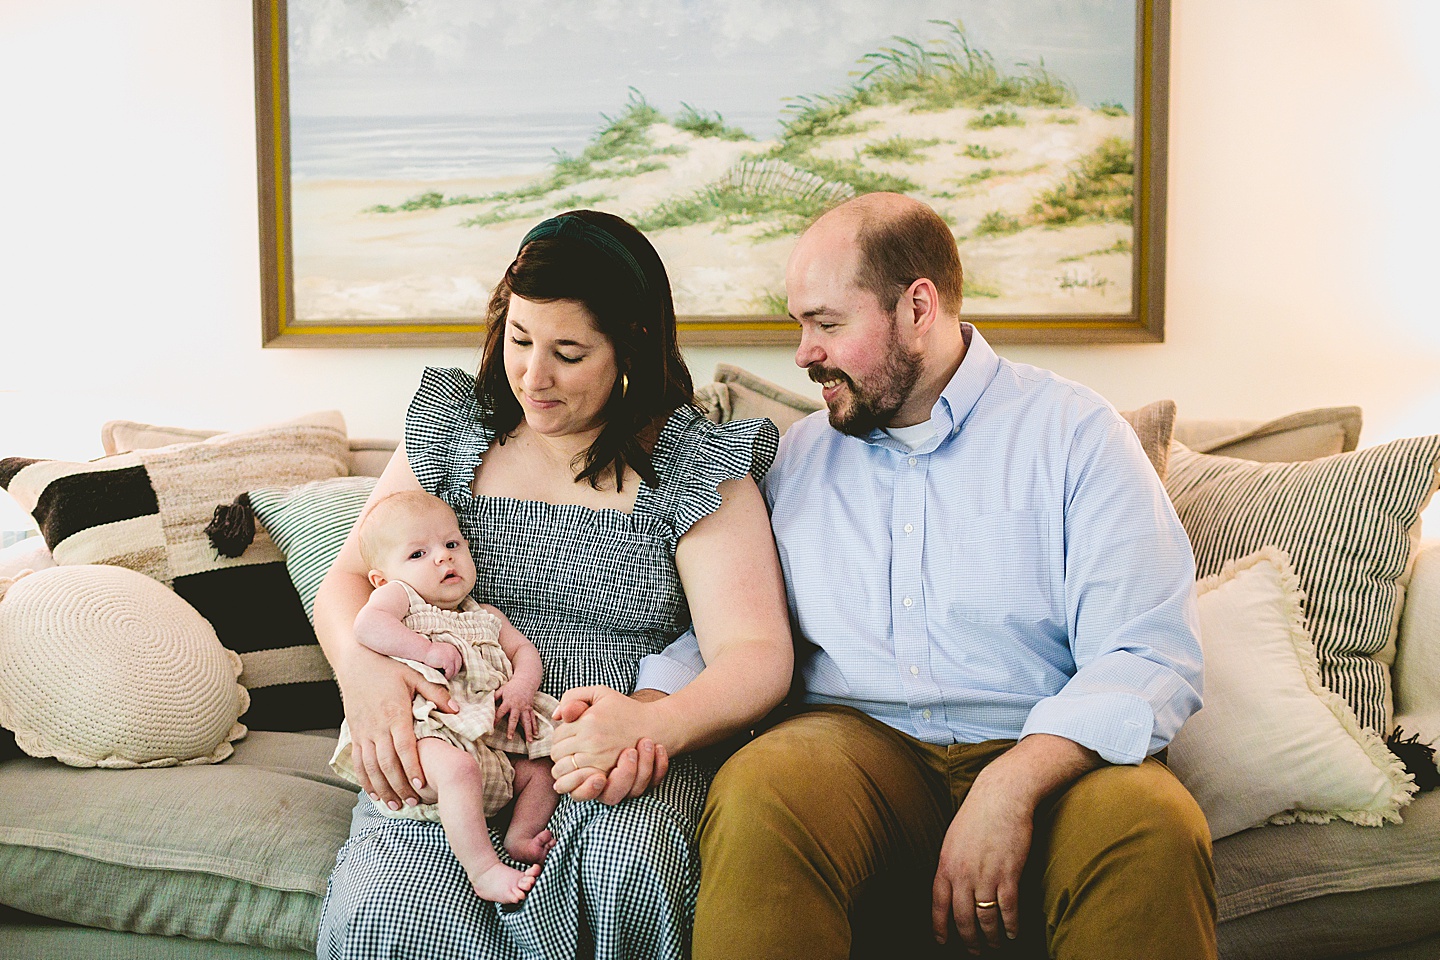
[694,706,1216,960]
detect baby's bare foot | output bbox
[470,861,541,904]
[505,828,557,865]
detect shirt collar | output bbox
[863,322,999,454]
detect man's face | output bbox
[787,228,921,436]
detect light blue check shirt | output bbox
[637,325,1203,764]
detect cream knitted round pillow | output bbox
[0,565,248,767]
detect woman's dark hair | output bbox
[475,210,694,491]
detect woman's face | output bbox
[504,295,619,440]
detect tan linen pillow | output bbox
[103,417,396,477]
[707,364,822,435]
[1118,400,1177,480]
[0,565,248,767]
[1173,407,1362,462]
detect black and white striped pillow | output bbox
[1164,436,1440,733]
[248,476,377,622]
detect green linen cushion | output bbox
[247,476,378,621]
[1164,436,1440,733]
[0,730,358,952]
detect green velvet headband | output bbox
[518,214,650,295]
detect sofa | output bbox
[1,366,1438,960]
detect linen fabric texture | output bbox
[330,583,558,821]
[317,366,779,960]
[1171,406,1362,462]
[641,325,1203,765]
[1164,436,1440,733]
[0,412,350,732]
[1166,547,1416,840]
[0,564,248,768]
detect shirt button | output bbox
[904,523,914,534]
[909,665,919,676]
[903,596,913,608]
[923,709,933,720]
[908,457,917,467]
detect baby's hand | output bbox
[494,682,538,741]
[423,642,463,679]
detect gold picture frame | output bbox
[254,1,1169,347]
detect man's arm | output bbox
[633,628,705,695]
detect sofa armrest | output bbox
[1396,540,1440,743]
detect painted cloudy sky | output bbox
[288,0,1136,131]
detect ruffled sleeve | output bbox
[649,407,780,546]
[404,366,493,497]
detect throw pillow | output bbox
[248,475,378,620]
[710,364,822,434]
[1118,400,1177,480]
[0,412,350,732]
[1166,548,1415,840]
[0,565,249,767]
[1164,436,1440,733]
[102,417,400,478]
[1173,406,1362,462]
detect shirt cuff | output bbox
[634,653,701,695]
[1019,693,1155,765]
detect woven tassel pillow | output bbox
[0,565,248,767]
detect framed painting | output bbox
[255,0,1169,347]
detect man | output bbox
[635,192,1216,959]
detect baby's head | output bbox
[358,491,477,610]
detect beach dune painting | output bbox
[260,0,1166,345]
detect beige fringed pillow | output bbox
[0,565,248,768]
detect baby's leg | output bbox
[504,757,559,864]
[415,738,540,903]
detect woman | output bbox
[314,210,792,959]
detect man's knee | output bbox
[1056,759,1211,867]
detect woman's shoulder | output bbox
[404,366,494,495]
[647,405,780,541]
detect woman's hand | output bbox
[550,687,669,802]
[343,652,457,810]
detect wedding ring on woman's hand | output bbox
[974,900,998,910]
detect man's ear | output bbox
[899,277,941,338]
[367,570,388,590]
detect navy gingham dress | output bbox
[318,367,777,960]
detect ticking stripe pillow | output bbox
[0,413,350,732]
[248,476,378,621]
[1164,437,1440,733]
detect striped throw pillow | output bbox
[1164,437,1440,733]
[249,476,378,621]
[0,413,350,732]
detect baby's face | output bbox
[374,511,477,609]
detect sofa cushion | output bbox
[0,730,357,952]
[0,565,248,768]
[1167,548,1415,840]
[0,414,350,732]
[103,418,399,479]
[248,476,378,621]
[1174,406,1363,462]
[1164,437,1440,733]
[1212,789,1440,956]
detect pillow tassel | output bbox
[1387,728,1440,793]
[205,493,256,558]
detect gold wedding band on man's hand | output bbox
[562,755,582,775]
[974,900,998,910]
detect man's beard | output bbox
[809,332,922,437]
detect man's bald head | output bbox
[803,193,963,320]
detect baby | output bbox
[330,491,559,903]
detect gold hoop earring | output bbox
[621,373,629,398]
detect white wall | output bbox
[3,1,1439,530]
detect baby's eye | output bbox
[409,550,424,560]
[446,540,461,549]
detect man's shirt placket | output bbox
[890,447,944,740]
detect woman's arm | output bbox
[550,474,792,790]
[313,444,454,810]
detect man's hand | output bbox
[931,771,1033,952]
[551,689,670,803]
[421,641,463,680]
[931,734,1103,953]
